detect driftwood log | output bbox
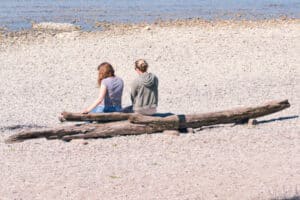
[6,99,290,143]
[60,112,132,122]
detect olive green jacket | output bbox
[130,72,158,111]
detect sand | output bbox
[0,19,299,199]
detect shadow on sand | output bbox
[257,115,298,125]
[1,124,47,131]
[271,195,300,200]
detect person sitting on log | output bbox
[82,62,124,113]
[129,59,158,115]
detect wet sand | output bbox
[0,19,299,199]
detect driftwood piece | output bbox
[129,99,290,128]
[6,99,290,143]
[6,121,160,143]
[60,111,132,122]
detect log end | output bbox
[58,115,66,122]
[267,99,290,108]
[5,136,24,144]
[59,111,69,122]
[283,99,291,108]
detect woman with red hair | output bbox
[82,62,124,113]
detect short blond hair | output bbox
[135,59,148,72]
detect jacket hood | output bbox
[140,73,156,88]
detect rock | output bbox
[163,130,180,136]
[82,141,89,145]
[144,26,151,31]
[32,22,81,32]
[58,114,66,122]
[248,119,258,126]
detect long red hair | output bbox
[97,62,115,86]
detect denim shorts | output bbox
[90,105,122,113]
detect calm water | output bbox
[0,0,299,31]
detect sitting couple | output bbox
[82,59,158,116]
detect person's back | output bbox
[131,59,158,115]
[81,62,124,113]
[102,76,123,108]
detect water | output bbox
[0,0,299,31]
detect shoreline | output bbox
[1,17,299,47]
[1,0,300,32]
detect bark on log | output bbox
[6,99,290,143]
[6,121,160,143]
[60,111,132,122]
[129,99,291,128]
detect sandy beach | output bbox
[0,19,299,199]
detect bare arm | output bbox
[82,84,107,114]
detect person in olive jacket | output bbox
[130,59,158,115]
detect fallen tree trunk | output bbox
[60,111,132,122]
[129,99,291,128]
[6,121,154,143]
[6,99,290,143]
